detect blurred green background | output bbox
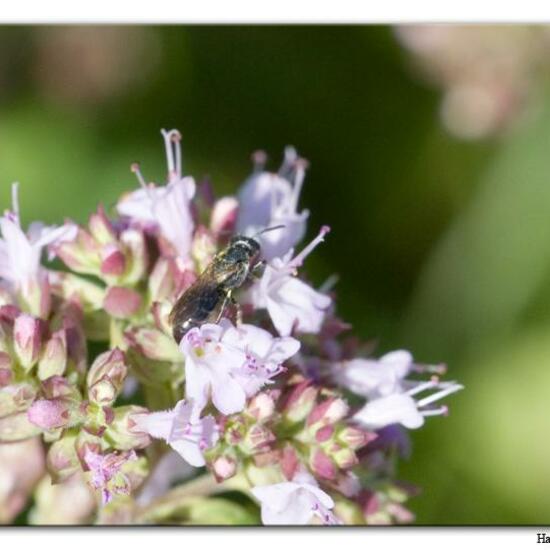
[1,25,549,525]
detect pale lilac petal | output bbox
[210,372,247,415]
[170,439,206,467]
[353,394,424,430]
[132,410,175,440]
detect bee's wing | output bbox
[169,278,226,328]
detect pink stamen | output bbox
[251,150,267,172]
[161,129,182,181]
[288,225,331,270]
[130,163,149,190]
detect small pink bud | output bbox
[247,392,276,421]
[46,433,80,483]
[338,426,376,450]
[124,327,181,362]
[89,206,116,245]
[13,314,43,371]
[332,447,358,469]
[311,449,336,480]
[148,258,176,302]
[87,349,128,405]
[105,406,151,451]
[315,425,334,443]
[283,381,318,423]
[100,246,126,277]
[212,456,237,481]
[41,375,75,399]
[28,399,70,430]
[307,397,349,427]
[245,424,275,453]
[281,445,299,480]
[38,330,67,380]
[103,286,142,318]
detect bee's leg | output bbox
[248,260,266,282]
[215,293,231,324]
[228,291,243,326]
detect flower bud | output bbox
[281,445,299,480]
[282,381,318,423]
[41,375,80,400]
[49,272,105,310]
[338,426,376,450]
[87,348,127,399]
[247,392,276,422]
[0,352,12,387]
[0,411,42,442]
[241,424,275,455]
[104,405,151,451]
[28,399,72,430]
[119,229,148,285]
[46,433,81,483]
[89,206,117,245]
[307,397,349,428]
[332,447,358,469]
[0,383,36,418]
[148,258,177,302]
[56,228,101,275]
[212,455,237,482]
[103,286,142,319]
[124,327,181,362]
[310,448,336,480]
[13,314,43,371]
[100,244,126,277]
[38,330,67,380]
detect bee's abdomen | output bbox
[170,286,227,343]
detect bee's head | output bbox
[227,235,261,262]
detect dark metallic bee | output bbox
[169,234,265,343]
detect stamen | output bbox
[288,225,331,270]
[421,405,448,417]
[416,383,463,408]
[10,182,20,223]
[130,163,148,190]
[406,376,440,397]
[289,161,306,214]
[278,146,297,176]
[161,129,182,181]
[319,274,339,293]
[411,362,447,375]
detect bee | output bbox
[169,228,281,343]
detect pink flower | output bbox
[83,448,138,505]
[336,350,414,399]
[251,471,339,525]
[353,377,463,430]
[236,147,309,261]
[132,400,218,467]
[0,184,77,315]
[248,226,332,336]
[180,320,300,415]
[116,129,195,262]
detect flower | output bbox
[0,183,77,316]
[353,377,464,430]
[180,320,299,415]
[131,400,218,467]
[116,129,195,262]
[336,350,414,399]
[248,226,332,336]
[236,147,309,261]
[83,448,138,505]
[251,471,339,525]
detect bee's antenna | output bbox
[254,224,286,238]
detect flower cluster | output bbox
[0,129,463,525]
